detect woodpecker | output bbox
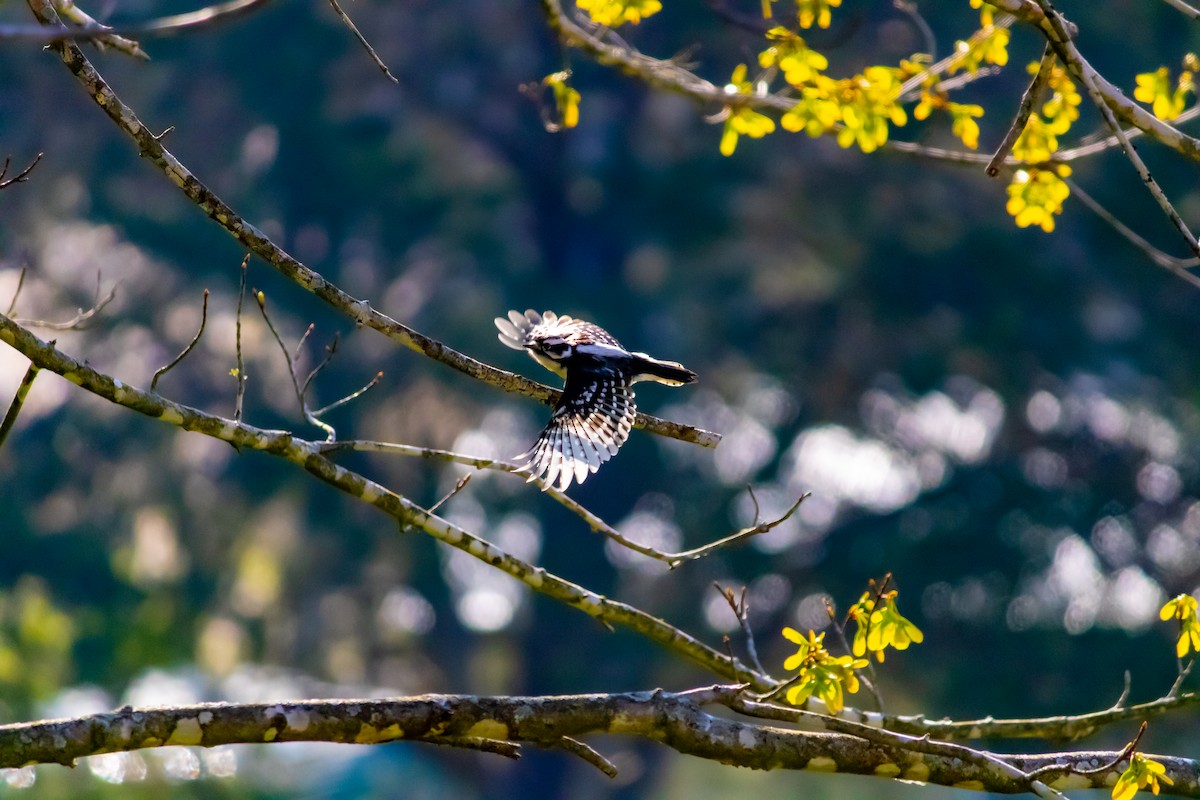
[495,309,697,491]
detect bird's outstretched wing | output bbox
[495,309,624,350]
[516,363,636,491]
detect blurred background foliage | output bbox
[1,0,1200,797]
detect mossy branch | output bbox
[2,687,1198,796]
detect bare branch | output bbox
[325,0,398,84]
[988,44,1055,177]
[311,371,382,417]
[319,439,798,566]
[0,686,1190,796]
[0,152,43,189]
[233,255,249,423]
[20,6,720,449]
[255,289,337,440]
[4,267,26,317]
[151,289,209,392]
[0,363,40,451]
[1160,0,1200,21]
[0,0,271,46]
[13,270,116,330]
[1066,178,1200,288]
[714,583,767,677]
[0,315,767,689]
[557,736,618,777]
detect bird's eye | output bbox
[544,340,569,356]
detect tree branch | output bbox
[0,0,272,43]
[2,688,1196,796]
[22,0,720,450]
[0,313,762,689]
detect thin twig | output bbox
[557,736,618,778]
[1065,34,1200,258]
[428,475,471,514]
[311,371,382,417]
[255,290,336,440]
[13,271,116,331]
[320,440,799,566]
[0,363,40,451]
[423,736,521,759]
[1169,657,1195,698]
[4,267,27,317]
[0,0,271,44]
[1110,671,1132,712]
[151,289,208,391]
[893,0,936,61]
[0,153,43,189]
[326,0,398,84]
[715,583,767,676]
[987,43,1055,177]
[1066,178,1200,288]
[664,492,808,567]
[1160,0,1200,20]
[234,255,249,423]
[299,333,338,402]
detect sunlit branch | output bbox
[320,439,798,566]
[729,696,1067,799]
[0,313,766,689]
[0,685,1190,796]
[21,0,719,449]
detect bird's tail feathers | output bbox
[630,352,698,386]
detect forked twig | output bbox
[13,271,116,330]
[714,583,767,676]
[0,153,43,189]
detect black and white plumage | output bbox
[495,309,697,491]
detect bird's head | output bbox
[528,335,573,361]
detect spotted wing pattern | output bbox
[516,363,636,492]
[494,309,624,351]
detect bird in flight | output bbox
[495,309,697,491]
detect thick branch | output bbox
[3,688,1198,796]
[22,0,718,450]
